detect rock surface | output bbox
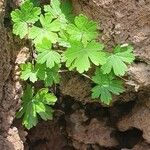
[118,97,150,143]
[65,109,118,148]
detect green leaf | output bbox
[60,0,74,22]
[36,64,60,87]
[22,84,33,103]
[20,62,60,86]
[35,38,52,52]
[20,63,38,82]
[44,1,61,18]
[44,0,68,29]
[13,22,28,39]
[23,103,38,129]
[36,103,54,120]
[37,51,61,68]
[67,14,98,45]
[101,44,135,76]
[16,86,57,129]
[58,31,71,48]
[16,85,33,118]
[63,40,106,73]
[35,88,57,105]
[11,0,41,38]
[36,39,61,68]
[91,68,125,105]
[28,14,61,44]
[44,65,60,86]
[28,26,56,44]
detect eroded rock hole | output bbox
[113,127,143,149]
[108,100,136,126]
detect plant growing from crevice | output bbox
[11,0,135,129]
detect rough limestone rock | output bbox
[117,98,150,143]
[132,142,150,150]
[0,0,27,149]
[60,73,92,103]
[66,109,118,148]
[26,120,68,150]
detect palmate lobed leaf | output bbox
[35,88,57,106]
[40,14,61,31]
[28,14,61,44]
[44,0,68,29]
[11,0,41,38]
[44,0,61,17]
[101,44,135,76]
[35,103,54,121]
[37,51,61,68]
[11,1,41,23]
[36,63,60,87]
[58,31,71,48]
[13,22,28,39]
[35,38,61,68]
[20,62,38,82]
[44,66,60,87]
[44,0,74,22]
[16,85,57,129]
[35,38,52,52]
[28,26,58,44]
[63,40,106,73]
[67,14,98,45]
[91,68,125,105]
[20,62,60,87]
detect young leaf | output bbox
[44,0,61,18]
[16,86,57,129]
[44,66,60,87]
[28,14,61,44]
[91,68,125,105]
[63,41,106,73]
[20,63,38,82]
[101,44,135,76]
[44,0,68,29]
[36,64,60,87]
[67,14,98,45]
[11,1,41,38]
[58,31,71,48]
[36,38,61,68]
[35,88,57,106]
[20,61,60,86]
[37,51,61,69]
[35,38,52,52]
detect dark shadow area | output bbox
[113,127,143,149]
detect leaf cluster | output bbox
[16,85,57,129]
[11,0,135,129]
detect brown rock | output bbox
[66,110,118,148]
[127,63,150,90]
[7,127,24,150]
[60,73,92,103]
[132,142,150,150]
[117,100,150,143]
[26,121,67,150]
